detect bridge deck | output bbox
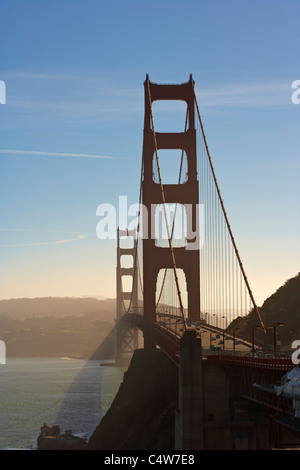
[121,311,295,370]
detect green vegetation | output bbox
[230,273,300,348]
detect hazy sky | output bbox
[0,0,299,305]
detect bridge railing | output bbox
[126,306,144,315]
[155,312,186,339]
[208,353,295,371]
[123,309,296,368]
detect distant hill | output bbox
[0,297,117,358]
[231,273,300,347]
[0,297,116,323]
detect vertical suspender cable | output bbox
[192,81,265,333]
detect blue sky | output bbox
[0,0,299,305]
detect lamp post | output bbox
[210,332,213,350]
[233,327,240,355]
[273,322,284,357]
[252,324,262,356]
[222,316,228,330]
[222,328,227,351]
[212,314,217,328]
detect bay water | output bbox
[0,357,126,450]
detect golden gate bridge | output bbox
[112,75,299,449]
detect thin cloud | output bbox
[0,233,86,247]
[0,149,118,159]
[0,228,91,234]
[195,81,291,108]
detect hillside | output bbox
[231,273,300,346]
[0,297,116,359]
[0,297,115,322]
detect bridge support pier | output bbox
[175,328,204,450]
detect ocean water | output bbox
[0,358,126,450]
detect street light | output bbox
[252,324,262,356]
[222,316,228,329]
[212,313,218,328]
[233,327,240,355]
[222,328,227,351]
[273,322,284,356]
[210,332,214,350]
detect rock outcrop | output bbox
[37,424,87,450]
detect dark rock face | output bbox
[87,349,178,450]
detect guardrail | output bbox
[209,353,295,371]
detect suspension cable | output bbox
[126,134,145,313]
[191,81,265,333]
